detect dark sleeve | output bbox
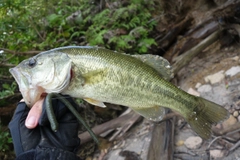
[16,147,81,160]
[8,102,40,156]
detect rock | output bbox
[213,0,228,6]
[197,84,212,93]
[184,136,202,149]
[237,115,240,122]
[210,149,224,159]
[225,66,240,77]
[229,108,235,114]
[225,105,231,110]
[215,123,222,129]
[177,119,184,126]
[175,140,184,146]
[233,111,239,117]
[195,83,201,89]
[222,115,237,129]
[231,56,239,61]
[187,88,200,96]
[204,70,225,84]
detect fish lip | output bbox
[9,67,22,85]
[9,67,42,107]
[9,67,29,92]
[9,67,30,104]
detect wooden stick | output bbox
[147,112,176,160]
[172,30,221,74]
[79,111,142,144]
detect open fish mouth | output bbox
[9,68,24,86]
[9,67,30,92]
[9,67,43,107]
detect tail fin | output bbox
[187,97,229,139]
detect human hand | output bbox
[25,97,44,129]
[9,95,80,160]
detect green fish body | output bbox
[9,46,229,139]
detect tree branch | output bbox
[0,48,42,55]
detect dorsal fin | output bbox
[132,54,174,81]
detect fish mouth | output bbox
[9,67,43,107]
[9,67,24,87]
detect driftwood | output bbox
[147,113,176,160]
[164,1,240,66]
[79,110,142,144]
[157,16,193,51]
[169,20,218,61]
[172,30,221,74]
[153,2,240,157]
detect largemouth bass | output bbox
[9,46,229,139]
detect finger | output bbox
[25,97,44,129]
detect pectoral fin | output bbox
[84,98,106,108]
[130,106,166,122]
[132,54,174,81]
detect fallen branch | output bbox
[0,48,42,55]
[0,63,15,67]
[172,30,221,74]
[147,110,176,160]
[157,16,193,50]
[79,110,142,144]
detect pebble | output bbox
[184,136,202,149]
[222,115,237,129]
[187,88,200,96]
[229,108,235,114]
[175,140,184,146]
[204,70,225,84]
[231,56,239,61]
[233,111,239,117]
[210,149,224,159]
[195,82,202,89]
[197,84,212,93]
[225,105,231,110]
[225,66,240,77]
[215,123,222,129]
[237,115,240,122]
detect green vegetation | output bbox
[0,82,16,99]
[0,0,160,157]
[0,0,158,52]
[0,125,12,153]
[0,0,160,103]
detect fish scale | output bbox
[65,50,169,108]
[9,46,229,139]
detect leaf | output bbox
[46,14,62,25]
[2,83,10,90]
[138,38,157,53]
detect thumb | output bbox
[25,97,44,129]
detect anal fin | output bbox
[84,98,106,108]
[130,106,166,122]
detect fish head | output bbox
[9,51,72,107]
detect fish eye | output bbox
[28,58,36,67]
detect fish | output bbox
[9,46,229,139]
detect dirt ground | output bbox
[175,40,240,160]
